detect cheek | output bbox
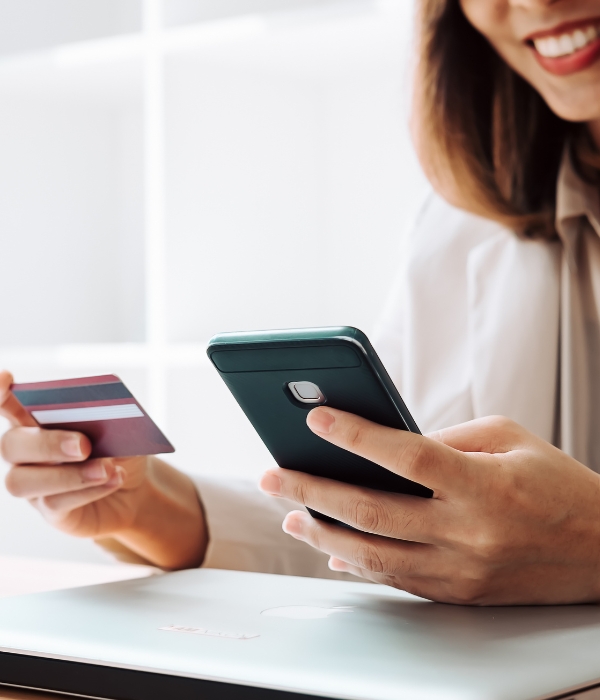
[460,0,508,40]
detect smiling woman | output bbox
[5,0,600,606]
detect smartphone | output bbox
[207,327,432,525]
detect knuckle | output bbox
[397,510,425,538]
[472,530,505,562]
[291,480,311,507]
[354,543,387,574]
[484,415,517,435]
[397,438,430,482]
[492,415,514,429]
[450,571,491,605]
[452,583,484,606]
[347,496,391,535]
[452,525,506,562]
[346,424,366,451]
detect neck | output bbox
[587,120,600,151]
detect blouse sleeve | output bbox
[195,475,356,581]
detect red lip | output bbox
[530,35,600,76]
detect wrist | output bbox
[575,471,600,603]
[114,457,208,570]
[591,474,600,602]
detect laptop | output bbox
[0,568,598,700]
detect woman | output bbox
[3,0,600,605]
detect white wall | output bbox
[0,0,427,562]
[164,3,425,341]
[0,98,144,346]
[165,62,326,340]
[0,0,140,57]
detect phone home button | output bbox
[288,381,326,404]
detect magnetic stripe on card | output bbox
[13,383,133,407]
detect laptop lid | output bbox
[0,568,598,700]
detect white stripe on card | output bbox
[32,404,144,424]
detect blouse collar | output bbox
[554,143,600,269]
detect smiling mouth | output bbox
[529,23,600,58]
[526,19,600,75]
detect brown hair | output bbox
[413,0,582,238]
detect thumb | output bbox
[427,416,525,455]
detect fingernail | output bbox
[282,512,307,538]
[61,437,83,458]
[259,471,281,496]
[105,468,124,488]
[81,463,107,482]
[307,408,335,434]
[328,557,347,572]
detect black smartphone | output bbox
[207,327,432,525]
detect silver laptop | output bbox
[0,568,599,700]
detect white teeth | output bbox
[573,29,588,49]
[558,34,575,54]
[533,24,599,58]
[548,37,561,57]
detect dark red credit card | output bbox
[11,375,174,459]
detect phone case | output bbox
[207,327,432,524]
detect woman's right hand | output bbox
[0,370,208,569]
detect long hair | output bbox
[413,0,582,238]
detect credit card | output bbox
[11,375,174,459]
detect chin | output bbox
[539,89,600,123]
[513,53,600,124]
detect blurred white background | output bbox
[0,0,427,562]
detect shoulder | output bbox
[375,191,511,350]
[405,190,560,285]
[407,189,510,265]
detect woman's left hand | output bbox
[259,409,600,605]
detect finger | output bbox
[306,407,468,494]
[328,557,393,585]
[0,371,36,427]
[427,416,527,454]
[1,427,92,465]
[0,371,11,405]
[282,510,436,578]
[329,558,450,603]
[328,557,431,596]
[5,460,112,499]
[34,467,124,518]
[260,468,442,543]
